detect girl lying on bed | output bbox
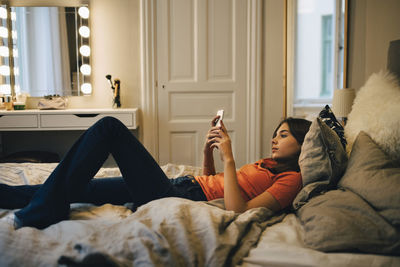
[0,116,311,229]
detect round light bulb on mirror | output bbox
[14,67,19,76]
[0,46,9,57]
[12,48,18,57]
[0,27,8,38]
[12,30,17,39]
[0,7,7,19]
[78,6,89,19]
[11,11,16,21]
[79,45,90,57]
[79,26,90,38]
[0,65,10,76]
[81,83,92,95]
[80,64,91,75]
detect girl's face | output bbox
[271,122,301,162]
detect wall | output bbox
[261,0,285,158]
[348,0,400,90]
[69,0,140,108]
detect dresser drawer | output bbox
[40,113,135,129]
[0,114,38,128]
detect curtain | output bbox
[16,7,71,96]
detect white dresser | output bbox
[0,108,139,164]
[0,108,138,131]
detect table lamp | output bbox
[332,88,356,125]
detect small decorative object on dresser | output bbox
[3,96,13,111]
[105,74,121,108]
[37,95,68,110]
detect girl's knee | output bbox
[99,116,121,124]
[97,116,125,129]
[95,116,133,139]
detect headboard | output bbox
[387,39,400,79]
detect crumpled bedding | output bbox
[0,199,284,266]
[0,163,285,266]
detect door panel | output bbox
[169,92,233,121]
[170,132,197,165]
[169,0,195,81]
[157,0,247,171]
[208,0,233,81]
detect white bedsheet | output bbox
[239,214,400,267]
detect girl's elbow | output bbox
[225,204,248,213]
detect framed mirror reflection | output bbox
[0,2,91,97]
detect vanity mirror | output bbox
[0,1,91,97]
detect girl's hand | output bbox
[210,120,234,162]
[202,116,221,175]
[203,115,221,153]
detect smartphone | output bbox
[215,109,224,127]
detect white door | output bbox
[157,0,247,170]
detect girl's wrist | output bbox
[224,156,235,166]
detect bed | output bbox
[0,155,399,266]
[1,48,400,266]
[0,162,284,266]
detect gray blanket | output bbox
[0,198,285,266]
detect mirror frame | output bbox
[0,0,91,98]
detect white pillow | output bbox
[345,71,400,162]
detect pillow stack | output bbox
[297,132,400,254]
[318,105,347,149]
[338,131,400,227]
[295,70,400,255]
[292,105,348,210]
[293,117,347,210]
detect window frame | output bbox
[285,0,347,118]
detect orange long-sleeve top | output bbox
[195,158,302,209]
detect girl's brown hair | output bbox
[271,117,311,172]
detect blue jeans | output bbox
[0,117,206,229]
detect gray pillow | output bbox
[293,118,348,209]
[296,189,400,254]
[338,131,400,226]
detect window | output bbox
[287,0,346,118]
[321,15,333,97]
